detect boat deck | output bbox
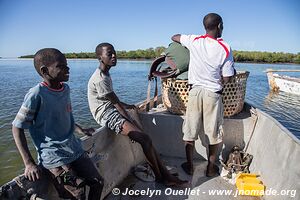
[105,156,261,200]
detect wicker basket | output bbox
[161,71,250,116]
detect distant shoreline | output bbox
[15,49,300,64]
[1,57,300,65]
[1,48,300,64]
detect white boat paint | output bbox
[266,69,300,95]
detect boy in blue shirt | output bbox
[12,48,103,200]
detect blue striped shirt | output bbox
[12,83,83,168]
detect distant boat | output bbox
[266,69,300,95]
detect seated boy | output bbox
[12,48,103,200]
[87,43,187,187]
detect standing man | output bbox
[172,13,235,176]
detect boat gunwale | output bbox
[272,73,300,83]
[246,102,300,144]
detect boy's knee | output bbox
[129,131,153,149]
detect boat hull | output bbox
[266,71,300,95]
[1,103,299,200]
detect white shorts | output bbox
[182,86,224,145]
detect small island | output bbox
[20,47,300,64]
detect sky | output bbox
[0,0,299,57]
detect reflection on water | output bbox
[264,91,300,134]
[235,62,300,139]
[0,59,299,185]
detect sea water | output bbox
[0,59,299,185]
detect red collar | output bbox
[193,34,222,41]
[41,82,64,92]
[193,34,229,58]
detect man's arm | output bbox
[222,76,231,84]
[171,34,181,43]
[222,48,236,84]
[12,126,41,181]
[222,68,236,84]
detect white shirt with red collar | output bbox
[180,34,235,92]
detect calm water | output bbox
[0,59,299,185]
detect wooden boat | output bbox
[1,96,299,200]
[266,69,300,95]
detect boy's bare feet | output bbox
[181,162,193,175]
[206,164,220,177]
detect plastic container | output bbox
[236,173,265,196]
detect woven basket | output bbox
[161,71,250,116]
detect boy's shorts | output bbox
[182,86,224,145]
[100,107,126,134]
[48,152,103,199]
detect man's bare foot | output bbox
[206,164,219,177]
[181,162,193,175]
